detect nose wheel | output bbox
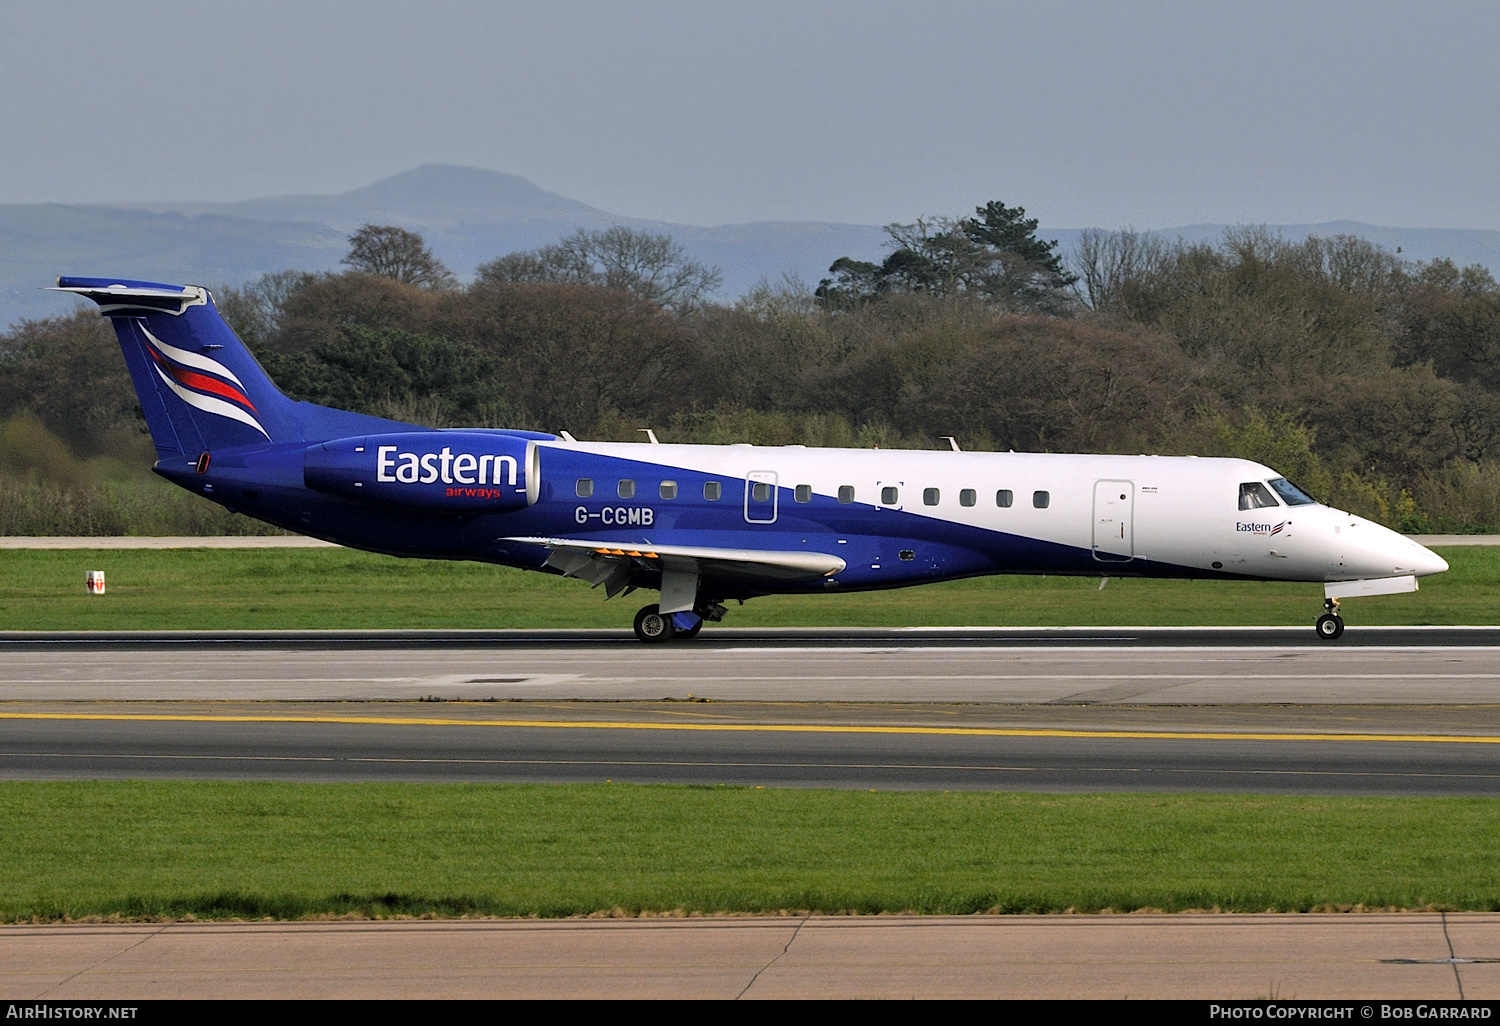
[1315,597,1344,640]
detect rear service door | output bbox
[1092,480,1134,562]
[744,470,778,524]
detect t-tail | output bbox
[53,277,416,458]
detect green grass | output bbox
[0,546,1494,630]
[3,782,1498,920]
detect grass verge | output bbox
[0,546,1494,630]
[4,781,1499,920]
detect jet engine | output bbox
[303,432,539,512]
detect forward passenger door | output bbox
[1092,480,1134,562]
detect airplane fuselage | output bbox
[160,439,1446,596]
[54,276,1447,642]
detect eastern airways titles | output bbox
[376,445,518,487]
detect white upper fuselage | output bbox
[539,442,1448,584]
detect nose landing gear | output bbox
[1315,597,1344,640]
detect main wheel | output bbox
[679,618,704,639]
[633,604,676,644]
[1315,613,1345,640]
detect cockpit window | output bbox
[1238,482,1280,510]
[1268,477,1316,506]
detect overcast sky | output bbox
[2,1,1497,230]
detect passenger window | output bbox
[659,481,677,500]
[704,481,721,501]
[794,484,812,503]
[1033,490,1050,509]
[960,489,976,507]
[1239,482,1280,510]
[837,485,855,504]
[996,489,1013,508]
[752,482,772,502]
[881,486,899,505]
[923,488,940,506]
[618,479,635,499]
[575,478,594,498]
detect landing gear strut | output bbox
[1315,597,1344,640]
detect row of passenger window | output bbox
[575,478,1051,508]
[576,478,710,500]
[905,488,1049,509]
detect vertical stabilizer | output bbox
[53,278,301,457]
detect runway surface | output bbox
[4,700,1500,794]
[9,624,1500,653]
[3,628,1500,702]
[0,628,1498,794]
[5,914,1497,999]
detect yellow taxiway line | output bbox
[0,710,1497,744]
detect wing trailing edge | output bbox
[504,536,846,612]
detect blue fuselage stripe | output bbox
[162,444,1243,599]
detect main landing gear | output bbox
[633,604,675,643]
[632,601,722,643]
[1315,597,1344,640]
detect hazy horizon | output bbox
[4,2,1498,232]
[29,161,1500,236]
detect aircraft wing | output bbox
[503,536,846,608]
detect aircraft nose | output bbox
[1411,543,1449,577]
[1388,530,1448,577]
[1349,521,1450,579]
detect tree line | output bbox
[2,212,1499,534]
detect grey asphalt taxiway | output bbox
[2,627,1499,795]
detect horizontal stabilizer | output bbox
[51,278,209,315]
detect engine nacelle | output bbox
[303,432,539,512]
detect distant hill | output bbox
[5,164,1499,326]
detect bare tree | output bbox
[343,224,457,290]
[474,250,561,285]
[215,270,319,345]
[477,227,721,313]
[882,217,990,296]
[1072,228,1169,313]
[736,273,818,318]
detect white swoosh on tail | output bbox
[153,365,270,439]
[143,326,246,389]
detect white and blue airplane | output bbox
[55,277,1449,642]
